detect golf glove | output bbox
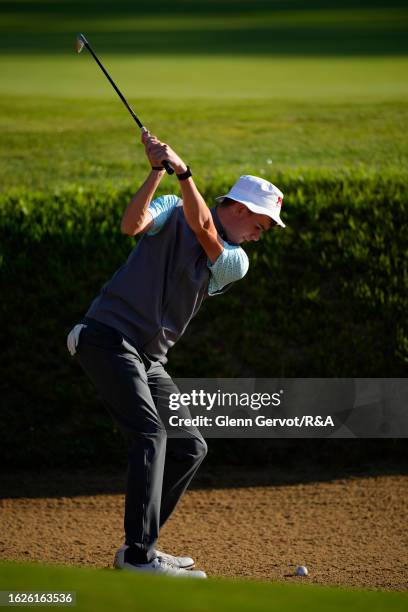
[67,324,86,356]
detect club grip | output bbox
[162,160,175,175]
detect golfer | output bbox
[67,132,285,578]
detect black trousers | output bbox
[76,317,207,563]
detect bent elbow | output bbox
[193,218,217,240]
[187,214,212,236]
[191,224,209,240]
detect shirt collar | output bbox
[211,206,239,246]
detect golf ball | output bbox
[295,565,308,576]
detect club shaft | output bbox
[84,40,143,129]
[78,34,175,174]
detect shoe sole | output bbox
[121,563,207,578]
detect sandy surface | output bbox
[1,471,407,590]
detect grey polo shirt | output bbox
[85,196,249,363]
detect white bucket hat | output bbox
[216,175,285,228]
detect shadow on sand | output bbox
[1,439,406,499]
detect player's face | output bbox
[228,206,276,244]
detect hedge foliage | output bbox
[0,170,407,468]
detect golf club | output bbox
[76,33,174,175]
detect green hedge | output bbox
[0,170,407,468]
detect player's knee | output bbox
[174,435,207,464]
[197,437,208,460]
[190,436,207,463]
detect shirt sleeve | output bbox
[207,242,249,295]
[147,194,182,236]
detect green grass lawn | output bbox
[0,90,407,192]
[0,561,407,612]
[1,0,407,192]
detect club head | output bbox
[75,33,87,54]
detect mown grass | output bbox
[1,1,407,191]
[0,561,407,612]
[1,94,407,192]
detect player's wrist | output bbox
[172,161,188,174]
[176,165,192,181]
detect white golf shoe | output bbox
[120,556,206,579]
[114,544,195,570]
[154,550,195,569]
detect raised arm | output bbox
[120,132,166,236]
[145,137,224,263]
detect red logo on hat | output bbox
[277,196,283,207]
